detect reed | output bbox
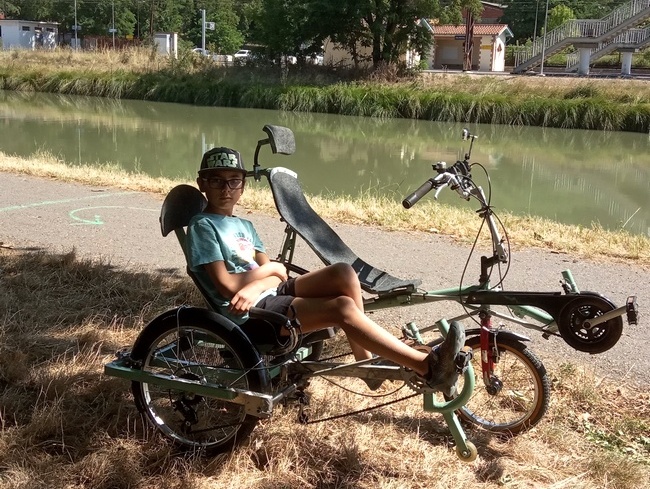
[1,49,649,133]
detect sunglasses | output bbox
[201,177,245,190]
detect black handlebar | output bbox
[402,178,437,209]
[402,160,473,209]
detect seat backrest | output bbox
[160,184,225,310]
[160,184,208,259]
[267,167,419,294]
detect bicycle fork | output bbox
[479,309,503,395]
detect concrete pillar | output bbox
[621,50,634,76]
[578,47,591,75]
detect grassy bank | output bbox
[1,246,648,489]
[2,151,650,266]
[1,48,650,133]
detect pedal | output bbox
[626,296,638,325]
[455,348,473,373]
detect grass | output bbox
[1,246,648,489]
[2,150,650,266]
[1,48,650,132]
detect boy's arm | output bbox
[204,252,288,315]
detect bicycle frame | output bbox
[270,149,636,398]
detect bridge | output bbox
[512,0,650,75]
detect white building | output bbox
[425,24,513,72]
[154,32,178,58]
[0,19,58,50]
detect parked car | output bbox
[191,47,211,57]
[233,49,251,59]
[309,53,324,65]
[213,54,233,65]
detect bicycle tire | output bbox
[130,310,265,453]
[447,335,550,434]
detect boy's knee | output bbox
[332,296,359,322]
[330,262,358,285]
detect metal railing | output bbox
[566,27,650,68]
[514,0,650,70]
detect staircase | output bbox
[565,27,650,71]
[513,0,650,74]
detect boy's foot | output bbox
[423,321,471,396]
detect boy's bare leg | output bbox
[292,264,375,362]
[289,295,429,376]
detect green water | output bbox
[1,90,649,236]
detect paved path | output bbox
[1,171,647,386]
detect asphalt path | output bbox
[1,171,647,386]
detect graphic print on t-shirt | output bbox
[229,233,259,271]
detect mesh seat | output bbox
[268,168,420,295]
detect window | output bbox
[46,28,54,33]
[22,26,31,31]
[0,26,2,37]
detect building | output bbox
[322,2,509,71]
[480,2,506,23]
[0,19,58,50]
[154,32,178,58]
[425,23,513,71]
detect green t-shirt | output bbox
[186,213,265,324]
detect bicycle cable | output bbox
[456,163,512,327]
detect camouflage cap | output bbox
[199,147,246,175]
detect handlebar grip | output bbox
[402,179,436,209]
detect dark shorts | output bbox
[254,277,297,317]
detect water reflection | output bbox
[1,90,648,236]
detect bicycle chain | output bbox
[298,391,419,425]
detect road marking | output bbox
[0,191,138,213]
[69,206,158,225]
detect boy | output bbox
[186,147,469,394]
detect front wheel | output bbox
[449,335,550,434]
[130,311,266,453]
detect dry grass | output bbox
[2,150,649,266]
[1,246,648,489]
[2,48,649,102]
[0,46,166,75]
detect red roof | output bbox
[433,24,511,36]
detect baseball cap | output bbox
[198,147,246,175]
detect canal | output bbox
[1,90,649,236]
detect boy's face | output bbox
[197,169,246,216]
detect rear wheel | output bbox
[130,312,264,453]
[450,335,550,434]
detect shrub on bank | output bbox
[1,49,649,133]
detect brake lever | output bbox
[433,183,447,200]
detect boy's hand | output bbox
[228,274,283,315]
[228,283,263,315]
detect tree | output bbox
[547,5,575,33]
[253,0,482,69]
[185,0,243,53]
[1,2,20,17]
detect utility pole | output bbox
[74,0,78,50]
[112,0,115,49]
[201,9,206,53]
[539,0,550,76]
[150,0,155,38]
[533,0,540,44]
